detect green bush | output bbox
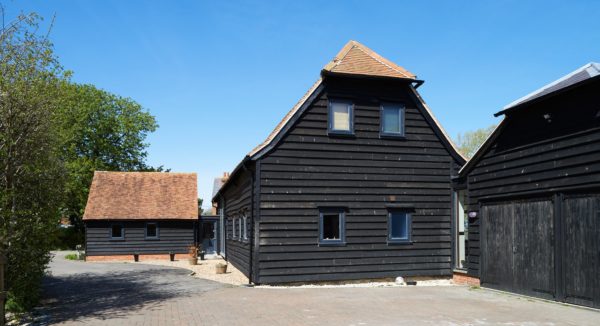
[65,253,78,260]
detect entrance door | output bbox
[454,190,469,269]
[201,221,217,254]
[481,199,555,299]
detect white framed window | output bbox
[232,217,237,239]
[238,217,242,241]
[328,100,354,135]
[243,215,248,241]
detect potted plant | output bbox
[216,262,227,274]
[187,245,198,265]
[198,243,206,261]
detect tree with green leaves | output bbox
[455,125,497,159]
[56,82,160,230]
[1,7,163,313]
[0,11,66,311]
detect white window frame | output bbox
[232,217,237,239]
[328,99,354,135]
[243,215,248,241]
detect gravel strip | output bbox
[139,256,249,286]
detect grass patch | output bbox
[65,253,79,260]
[469,285,480,291]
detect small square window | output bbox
[388,211,412,244]
[319,209,346,246]
[381,103,405,137]
[146,223,158,239]
[328,100,354,135]
[110,224,124,239]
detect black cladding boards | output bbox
[85,220,195,255]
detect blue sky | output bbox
[5,1,600,208]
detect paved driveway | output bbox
[37,252,599,325]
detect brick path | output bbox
[36,252,599,325]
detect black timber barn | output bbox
[213,41,466,284]
[84,172,199,261]
[457,62,600,308]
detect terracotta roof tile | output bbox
[83,172,198,220]
[215,40,464,201]
[323,40,417,79]
[248,41,416,159]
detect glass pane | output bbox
[147,224,157,237]
[322,213,340,240]
[390,212,408,240]
[112,225,122,238]
[331,103,350,131]
[383,106,402,133]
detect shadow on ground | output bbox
[36,263,221,325]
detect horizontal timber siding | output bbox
[256,77,459,283]
[222,167,253,278]
[466,78,600,277]
[85,220,195,255]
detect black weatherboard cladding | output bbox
[466,78,600,308]
[465,79,600,278]
[85,220,195,255]
[221,166,254,278]
[252,76,462,283]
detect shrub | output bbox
[65,253,78,260]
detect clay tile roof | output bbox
[247,41,418,159]
[83,171,198,220]
[322,40,417,79]
[215,40,466,201]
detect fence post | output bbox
[0,252,5,326]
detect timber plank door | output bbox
[481,199,555,299]
[562,194,600,308]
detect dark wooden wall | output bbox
[85,220,195,255]
[220,167,254,278]
[254,76,462,283]
[465,79,600,278]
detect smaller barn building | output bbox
[84,171,199,261]
[457,62,600,308]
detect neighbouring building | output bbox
[83,171,199,261]
[456,63,600,308]
[213,40,466,284]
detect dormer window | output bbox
[328,99,354,135]
[380,103,405,137]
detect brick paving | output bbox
[36,252,600,325]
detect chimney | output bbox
[221,172,230,182]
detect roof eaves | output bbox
[248,79,324,158]
[457,119,506,176]
[408,86,467,164]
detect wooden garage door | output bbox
[562,194,600,308]
[481,199,555,300]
